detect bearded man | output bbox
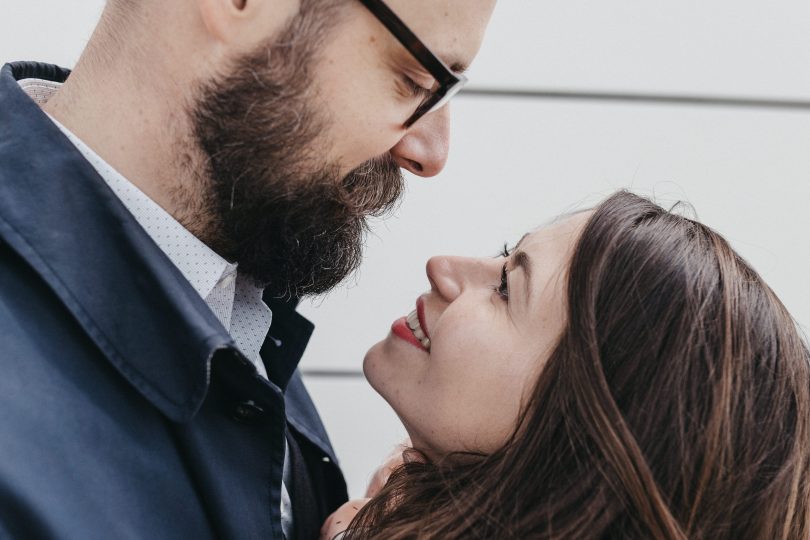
[0,0,496,538]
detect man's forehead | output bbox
[384,0,496,72]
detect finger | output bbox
[365,441,413,497]
[320,499,372,540]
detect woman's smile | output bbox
[390,296,432,352]
[406,310,431,350]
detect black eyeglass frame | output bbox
[357,0,469,128]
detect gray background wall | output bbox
[4,0,809,498]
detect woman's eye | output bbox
[495,263,509,301]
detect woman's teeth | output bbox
[406,309,431,351]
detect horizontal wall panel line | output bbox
[302,369,366,379]
[460,87,810,112]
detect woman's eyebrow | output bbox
[512,249,532,299]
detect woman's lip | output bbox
[416,296,430,339]
[391,317,428,352]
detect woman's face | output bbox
[364,213,588,458]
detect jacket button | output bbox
[230,400,265,424]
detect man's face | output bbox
[313,0,497,177]
[188,0,496,298]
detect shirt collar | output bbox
[18,77,236,303]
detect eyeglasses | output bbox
[357,0,469,128]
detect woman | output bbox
[323,191,810,539]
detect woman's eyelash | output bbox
[495,263,509,301]
[493,242,511,301]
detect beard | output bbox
[186,1,405,299]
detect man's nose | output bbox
[389,106,450,177]
[426,255,497,302]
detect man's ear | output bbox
[196,0,301,49]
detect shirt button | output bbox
[230,400,265,424]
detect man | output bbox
[0,0,495,538]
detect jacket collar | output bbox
[0,62,238,422]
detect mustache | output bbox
[340,154,405,218]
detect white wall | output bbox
[3,1,809,498]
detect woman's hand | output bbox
[319,498,371,540]
[365,439,412,498]
[320,440,412,539]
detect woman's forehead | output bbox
[522,211,592,253]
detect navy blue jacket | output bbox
[0,62,348,539]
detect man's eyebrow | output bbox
[400,47,468,76]
[428,48,468,74]
[449,61,468,74]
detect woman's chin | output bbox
[362,342,385,391]
[363,343,407,418]
[362,335,404,385]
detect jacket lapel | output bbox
[0,62,233,422]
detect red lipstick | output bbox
[416,296,430,339]
[391,317,428,352]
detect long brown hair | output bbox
[344,191,810,539]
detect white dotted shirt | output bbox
[19,78,295,538]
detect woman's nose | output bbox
[426,255,497,302]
